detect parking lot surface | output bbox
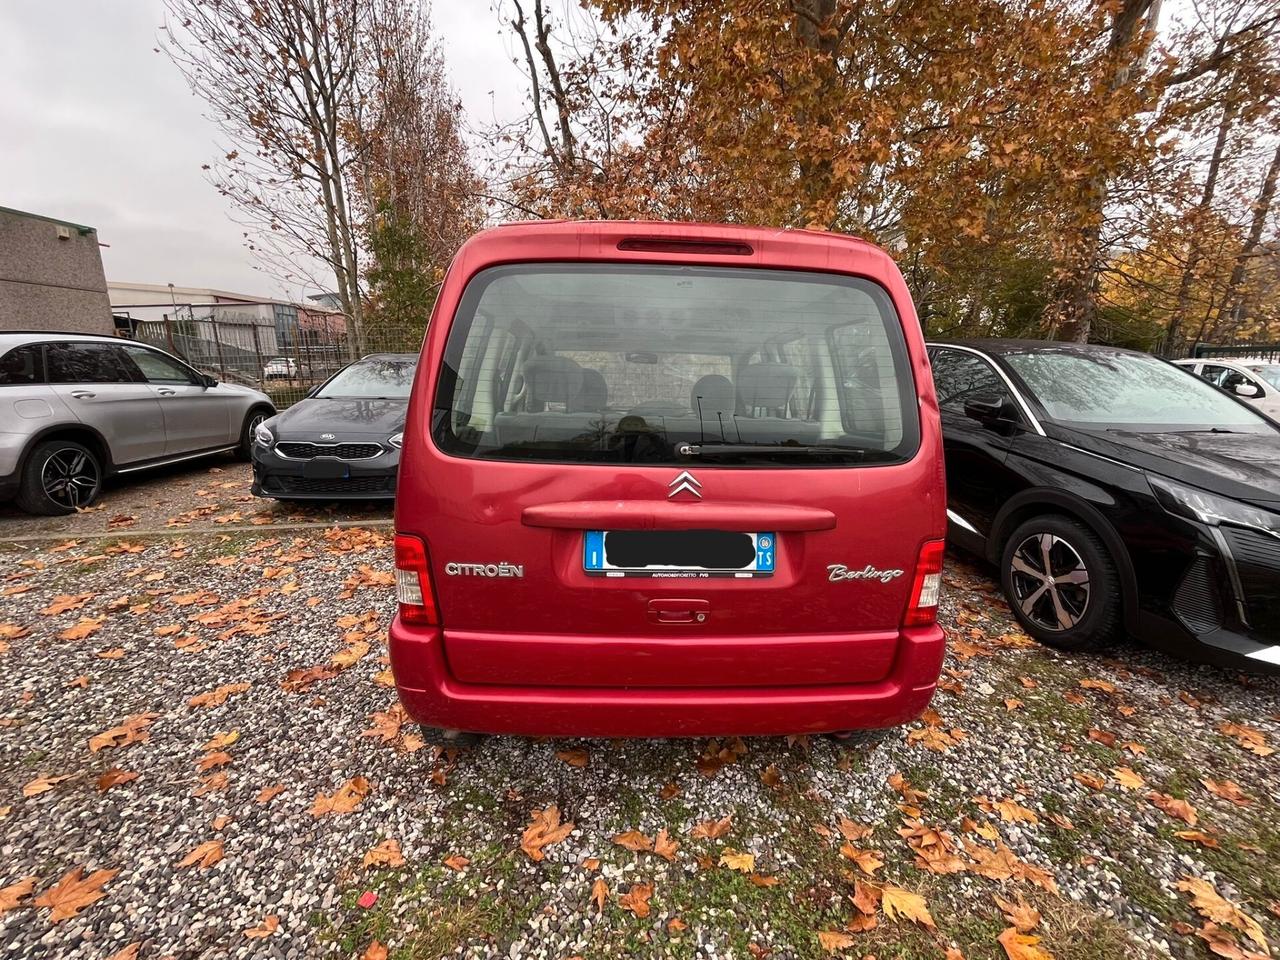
[0,512,1277,959]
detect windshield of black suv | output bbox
[1003,349,1274,432]
[316,357,416,399]
[433,263,920,465]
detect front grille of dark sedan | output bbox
[266,475,395,495]
[276,441,382,460]
[1220,526,1280,637]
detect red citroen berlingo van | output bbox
[390,221,946,740]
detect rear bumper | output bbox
[389,615,946,737]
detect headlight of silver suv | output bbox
[1149,475,1280,538]
[254,422,275,448]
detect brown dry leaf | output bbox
[1019,676,1039,689]
[749,872,779,887]
[255,784,285,804]
[997,927,1054,960]
[188,682,251,708]
[372,669,396,688]
[1087,728,1117,748]
[1195,923,1271,960]
[654,828,680,862]
[1004,698,1024,712]
[443,854,470,871]
[1072,772,1106,791]
[1048,813,1076,831]
[1175,830,1221,849]
[818,930,856,953]
[197,751,233,771]
[555,747,589,767]
[1079,678,1117,694]
[1218,722,1274,757]
[1201,778,1253,807]
[880,884,935,929]
[839,844,884,875]
[22,774,73,798]
[851,880,880,916]
[1112,766,1146,790]
[212,815,231,830]
[618,881,653,918]
[40,593,93,616]
[995,894,1041,933]
[690,813,732,840]
[311,776,371,817]
[361,705,406,743]
[838,816,873,843]
[105,942,141,960]
[331,641,370,668]
[1177,875,1269,951]
[668,917,688,933]
[177,839,224,870]
[96,648,127,660]
[33,866,118,922]
[591,876,608,913]
[361,941,389,960]
[89,712,160,753]
[67,675,90,688]
[614,830,654,853]
[154,624,183,637]
[244,914,280,938]
[521,804,574,861]
[59,618,104,641]
[363,839,406,869]
[193,771,228,797]
[993,798,1039,824]
[201,731,240,752]
[719,849,755,872]
[0,876,39,913]
[1148,792,1198,826]
[887,772,928,805]
[658,781,680,800]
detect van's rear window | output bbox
[432,263,920,466]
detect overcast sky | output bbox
[0,1,530,301]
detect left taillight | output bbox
[903,539,945,627]
[395,533,439,626]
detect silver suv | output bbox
[0,332,275,515]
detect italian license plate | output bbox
[583,530,775,578]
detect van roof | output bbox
[453,220,894,278]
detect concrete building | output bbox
[0,206,113,335]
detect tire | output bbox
[237,407,271,461]
[999,515,1121,652]
[418,725,485,749]
[827,728,892,749]
[15,439,103,516]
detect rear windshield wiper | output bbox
[677,442,871,458]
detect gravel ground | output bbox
[0,461,392,538]
[0,528,1276,960]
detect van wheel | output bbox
[419,725,485,749]
[16,440,103,515]
[237,408,271,461]
[999,515,1120,653]
[827,728,891,749]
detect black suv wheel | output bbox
[999,515,1121,652]
[16,439,103,515]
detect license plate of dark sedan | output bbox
[302,459,349,480]
[583,530,775,578]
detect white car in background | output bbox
[262,357,299,380]
[1175,357,1280,420]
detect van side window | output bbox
[0,345,45,385]
[930,349,1008,412]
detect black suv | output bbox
[928,339,1280,673]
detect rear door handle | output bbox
[70,390,96,399]
[647,599,710,624]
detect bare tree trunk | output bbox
[1213,142,1280,339]
[1165,91,1237,355]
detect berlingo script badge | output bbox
[827,564,904,584]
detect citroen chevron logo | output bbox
[668,470,702,499]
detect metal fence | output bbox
[113,302,424,408]
[1190,341,1280,361]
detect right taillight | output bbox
[903,539,945,627]
[394,533,439,626]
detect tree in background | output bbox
[497,0,1280,350]
[163,0,479,357]
[349,0,482,350]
